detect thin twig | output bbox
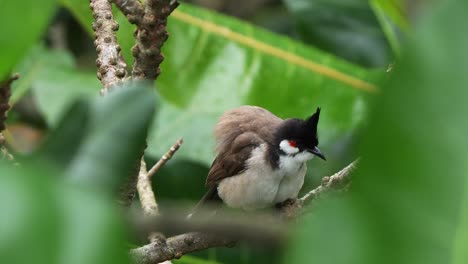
[132,0,179,80]
[137,139,183,243]
[147,138,183,179]
[137,157,160,216]
[112,0,144,25]
[90,0,127,93]
[137,138,183,215]
[300,159,358,203]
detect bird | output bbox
[194,105,325,212]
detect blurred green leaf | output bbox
[33,68,99,127]
[287,0,468,263]
[39,99,91,169]
[10,45,76,105]
[0,163,59,264]
[0,162,128,264]
[174,255,222,264]
[59,0,94,36]
[15,48,155,193]
[57,184,128,264]
[284,0,392,67]
[453,180,468,264]
[370,0,409,31]
[369,0,407,56]
[0,0,57,78]
[64,82,155,192]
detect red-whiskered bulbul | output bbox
[195,106,325,212]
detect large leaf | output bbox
[10,45,76,106]
[33,68,99,127]
[11,47,156,192]
[284,0,392,67]
[61,2,382,168]
[149,4,382,166]
[63,83,156,192]
[0,162,128,264]
[0,0,56,78]
[286,0,468,263]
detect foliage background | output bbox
[2,0,467,264]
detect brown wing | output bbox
[206,132,262,187]
[206,106,282,187]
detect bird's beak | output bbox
[308,146,326,161]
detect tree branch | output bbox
[137,157,159,216]
[90,0,127,93]
[131,0,179,80]
[300,159,358,203]
[137,139,183,243]
[130,232,234,264]
[130,159,359,264]
[1,74,19,163]
[147,138,183,179]
[112,0,144,25]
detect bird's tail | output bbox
[187,186,221,219]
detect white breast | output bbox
[217,144,312,210]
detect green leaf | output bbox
[59,0,94,36]
[148,4,382,166]
[39,99,91,169]
[33,68,99,127]
[0,0,57,78]
[370,0,409,31]
[65,82,156,192]
[174,255,222,264]
[283,0,392,67]
[10,45,76,105]
[369,0,408,56]
[453,178,468,264]
[61,2,382,168]
[286,0,468,263]
[0,162,128,264]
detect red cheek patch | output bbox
[289,140,297,148]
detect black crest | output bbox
[304,107,320,144]
[274,107,321,149]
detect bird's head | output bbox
[274,107,326,161]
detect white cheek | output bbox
[279,140,299,155]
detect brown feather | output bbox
[206,106,282,187]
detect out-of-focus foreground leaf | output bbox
[0,0,56,78]
[286,0,468,263]
[173,255,222,264]
[10,45,76,106]
[284,0,392,67]
[0,163,128,264]
[61,2,382,168]
[42,83,155,192]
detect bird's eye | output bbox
[288,140,297,148]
